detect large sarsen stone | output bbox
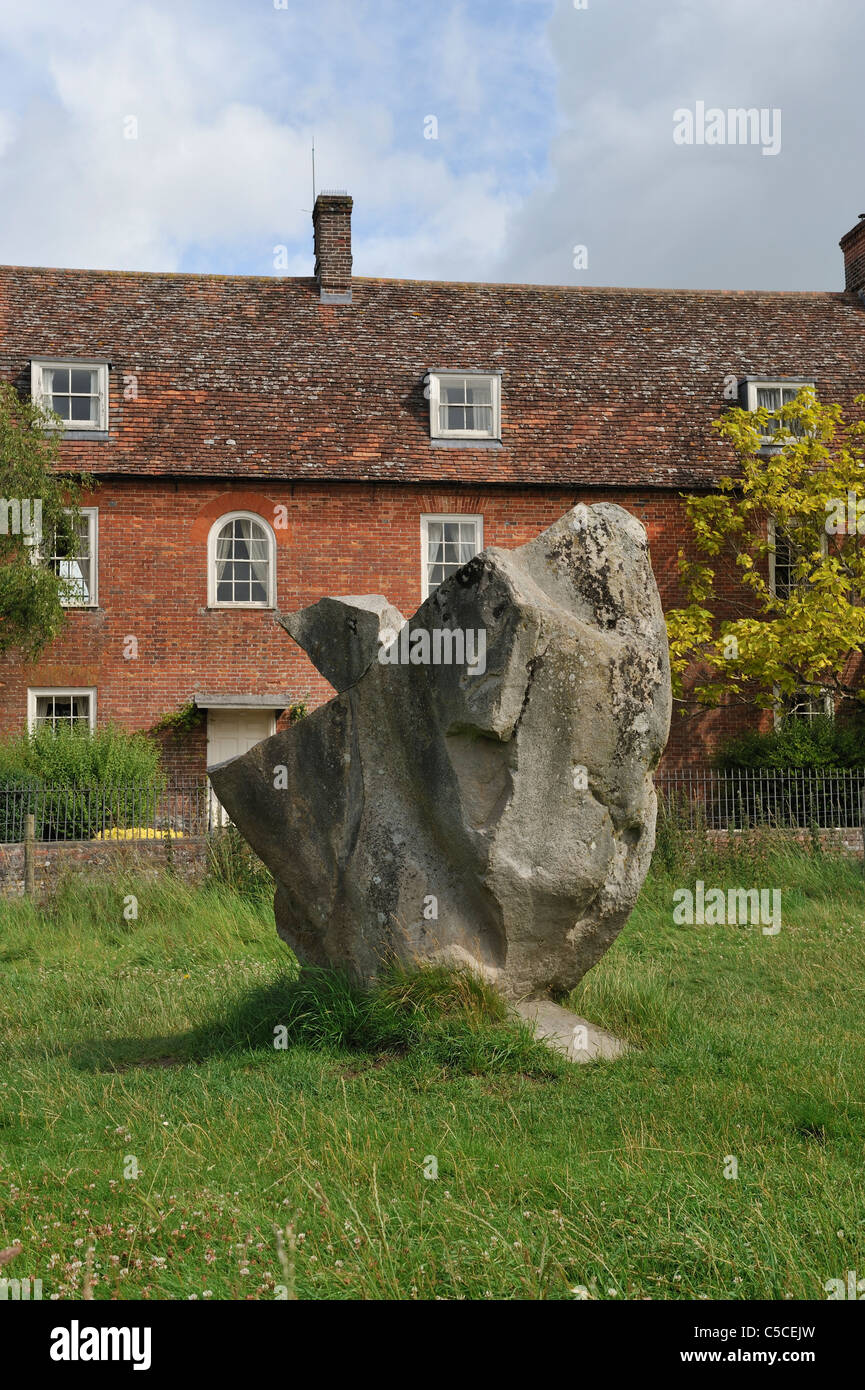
[208,504,672,999]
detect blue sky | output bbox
[0,0,862,289]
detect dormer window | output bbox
[739,378,813,444]
[427,372,501,441]
[31,359,109,432]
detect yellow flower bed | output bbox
[95,828,186,841]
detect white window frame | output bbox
[427,372,501,441]
[50,507,99,608]
[207,511,277,609]
[742,379,813,445]
[420,513,484,600]
[27,687,97,734]
[772,686,834,728]
[30,359,109,432]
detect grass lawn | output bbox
[1,837,863,1301]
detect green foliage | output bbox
[0,382,93,659]
[0,725,165,840]
[287,701,308,723]
[716,713,865,769]
[0,723,163,785]
[151,701,205,736]
[666,388,865,711]
[206,824,275,903]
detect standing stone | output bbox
[276,595,405,694]
[209,503,671,999]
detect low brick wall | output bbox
[707,827,863,852]
[0,836,210,898]
[1,827,860,902]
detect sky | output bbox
[0,0,862,290]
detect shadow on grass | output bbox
[66,966,566,1080]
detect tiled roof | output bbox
[1,264,864,488]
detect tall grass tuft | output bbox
[206,824,275,903]
[240,963,561,1076]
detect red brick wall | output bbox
[0,477,757,771]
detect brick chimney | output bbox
[313,191,353,303]
[839,213,865,295]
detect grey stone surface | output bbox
[512,1000,628,1062]
[276,594,405,693]
[209,503,671,999]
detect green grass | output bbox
[1,839,863,1301]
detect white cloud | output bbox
[0,0,537,278]
[0,0,860,289]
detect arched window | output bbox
[207,512,275,608]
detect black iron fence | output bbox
[656,768,865,832]
[2,771,864,843]
[0,780,212,843]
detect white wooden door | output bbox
[207,708,275,827]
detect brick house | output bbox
[2,194,865,776]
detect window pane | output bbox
[51,517,91,603]
[48,369,69,392]
[71,696,89,723]
[52,396,71,417]
[772,532,794,598]
[70,369,95,393]
[70,395,95,422]
[56,557,90,603]
[757,388,780,411]
[464,406,493,432]
[214,517,270,604]
[425,518,481,592]
[35,693,90,731]
[436,377,496,434]
[465,384,492,405]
